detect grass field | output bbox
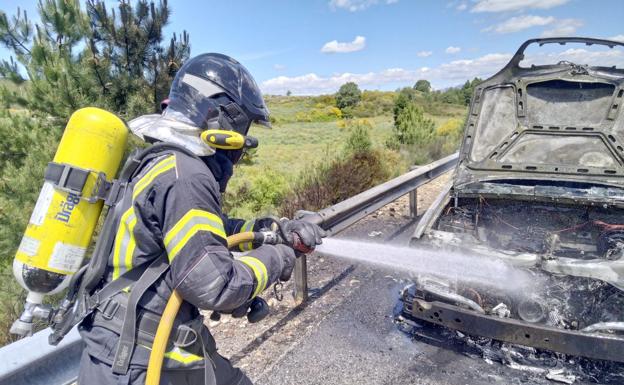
[224,94,467,218]
[234,95,465,177]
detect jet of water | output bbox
[314,238,539,292]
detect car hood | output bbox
[455,37,624,190]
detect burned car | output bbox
[401,38,624,371]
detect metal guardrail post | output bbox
[409,189,418,217]
[408,165,419,218]
[293,256,308,305]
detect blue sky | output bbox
[1,0,623,94]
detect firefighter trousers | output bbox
[77,348,253,385]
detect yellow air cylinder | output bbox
[13,107,128,301]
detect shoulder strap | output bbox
[112,254,170,374]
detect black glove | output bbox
[244,244,296,285]
[274,244,297,281]
[281,219,326,254]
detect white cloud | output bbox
[261,48,624,95]
[417,50,433,57]
[541,18,583,37]
[456,2,468,11]
[471,0,569,13]
[608,35,624,43]
[485,15,555,34]
[274,64,286,71]
[261,52,511,94]
[329,0,398,12]
[445,46,461,54]
[321,36,366,53]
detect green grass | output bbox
[235,112,464,179]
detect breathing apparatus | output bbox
[11,107,128,337]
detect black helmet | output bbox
[164,53,271,136]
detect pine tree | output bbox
[0,1,191,343]
[393,102,435,145]
[0,0,189,120]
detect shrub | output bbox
[435,118,465,155]
[223,169,289,218]
[392,102,435,145]
[336,82,362,110]
[343,119,373,154]
[330,106,343,119]
[279,150,390,218]
[313,94,336,106]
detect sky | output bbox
[0,0,623,95]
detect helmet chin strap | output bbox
[219,101,251,136]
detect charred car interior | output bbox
[400,37,624,382]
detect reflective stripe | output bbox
[164,346,204,365]
[111,156,176,280]
[238,256,268,298]
[132,155,176,199]
[238,219,255,251]
[112,207,137,280]
[164,209,226,261]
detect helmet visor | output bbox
[164,73,223,129]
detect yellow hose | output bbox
[145,231,257,385]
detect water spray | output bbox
[313,238,539,294]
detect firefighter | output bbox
[77,53,325,385]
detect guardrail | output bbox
[293,152,458,303]
[0,152,458,385]
[0,327,82,385]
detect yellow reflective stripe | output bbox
[239,256,268,298]
[164,209,226,261]
[112,207,137,280]
[132,155,176,199]
[164,347,204,364]
[124,214,138,273]
[238,219,255,251]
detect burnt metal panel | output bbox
[456,37,624,188]
[403,298,624,363]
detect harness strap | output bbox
[199,330,218,385]
[91,299,200,349]
[112,255,170,375]
[44,162,90,195]
[81,147,164,295]
[83,259,154,313]
[51,144,207,346]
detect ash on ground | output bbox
[395,313,624,384]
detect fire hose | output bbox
[146,228,305,385]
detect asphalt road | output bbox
[256,265,558,385]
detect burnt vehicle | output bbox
[400,38,624,371]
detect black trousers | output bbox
[77,349,253,385]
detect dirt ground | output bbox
[207,173,594,385]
